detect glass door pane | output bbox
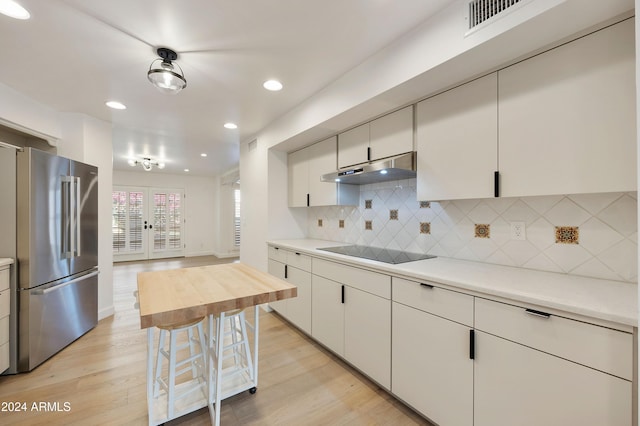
[112,187,148,262]
[149,189,184,259]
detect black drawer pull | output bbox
[341,285,345,304]
[420,283,434,289]
[525,308,551,319]
[469,330,475,360]
[295,252,301,255]
[284,264,288,279]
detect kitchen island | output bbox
[137,262,297,426]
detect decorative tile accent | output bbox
[420,201,431,208]
[420,222,431,234]
[365,199,372,209]
[555,226,579,244]
[317,219,323,227]
[475,224,490,238]
[365,220,373,231]
[339,219,345,229]
[390,209,399,220]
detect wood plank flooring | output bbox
[0,256,432,425]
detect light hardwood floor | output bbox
[0,256,432,425]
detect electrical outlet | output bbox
[510,222,526,240]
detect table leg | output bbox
[253,305,259,387]
[208,312,225,426]
[146,327,154,426]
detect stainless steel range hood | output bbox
[321,152,416,185]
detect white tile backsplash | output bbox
[307,178,638,283]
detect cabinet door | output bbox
[311,275,344,356]
[284,266,312,334]
[498,20,636,197]
[307,137,338,207]
[267,259,287,315]
[416,73,497,201]
[392,303,473,426]
[338,123,369,168]
[288,148,309,207]
[369,106,413,161]
[344,286,391,389]
[474,331,632,426]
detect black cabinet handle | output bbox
[469,330,475,360]
[367,147,371,161]
[494,171,500,197]
[284,265,288,279]
[525,308,551,319]
[306,193,310,207]
[341,285,345,304]
[420,283,434,289]
[149,224,153,229]
[295,252,300,256]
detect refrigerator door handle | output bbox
[35,270,99,295]
[74,176,81,257]
[61,176,73,259]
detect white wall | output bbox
[112,170,231,257]
[58,113,114,320]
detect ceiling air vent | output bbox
[468,0,523,29]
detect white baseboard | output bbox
[213,251,240,259]
[98,305,115,321]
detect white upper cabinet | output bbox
[337,123,369,169]
[338,106,413,168]
[369,106,414,161]
[288,136,358,207]
[288,148,309,208]
[416,73,498,201]
[498,19,636,197]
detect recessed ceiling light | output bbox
[224,122,238,129]
[105,101,126,110]
[184,169,190,172]
[200,153,207,157]
[0,0,30,19]
[263,80,283,91]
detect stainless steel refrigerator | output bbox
[15,147,99,372]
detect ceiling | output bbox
[0,0,456,176]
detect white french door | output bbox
[112,186,185,261]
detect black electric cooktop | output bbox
[318,245,436,264]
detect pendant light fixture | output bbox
[147,47,187,95]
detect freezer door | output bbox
[69,159,98,276]
[17,269,98,372]
[17,148,70,288]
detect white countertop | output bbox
[0,258,14,268]
[268,239,638,328]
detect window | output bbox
[234,188,241,246]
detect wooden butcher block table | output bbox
[138,262,297,425]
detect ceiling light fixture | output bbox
[147,47,187,95]
[263,80,283,91]
[106,100,126,110]
[0,0,30,19]
[224,122,238,129]
[200,153,207,157]
[128,157,165,171]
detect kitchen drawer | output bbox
[392,277,473,327]
[0,289,8,318]
[268,246,288,263]
[313,258,390,299]
[475,297,633,380]
[0,266,9,292]
[0,341,8,373]
[286,251,312,272]
[0,316,7,344]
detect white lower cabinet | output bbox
[474,331,632,426]
[311,275,344,355]
[344,286,390,389]
[312,258,391,390]
[392,302,473,426]
[267,249,312,334]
